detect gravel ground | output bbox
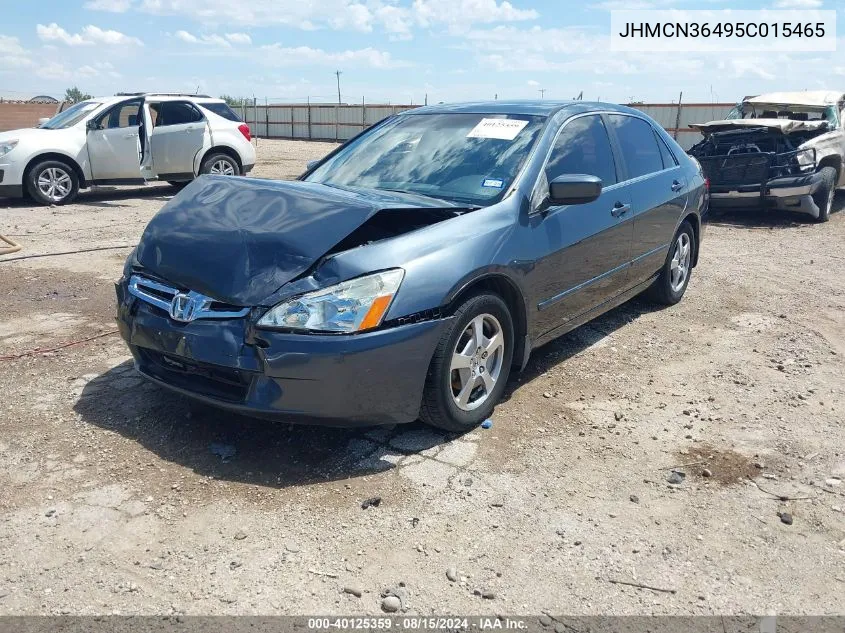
[1,139,845,616]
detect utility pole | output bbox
[538,88,546,99]
[335,70,342,105]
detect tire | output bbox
[811,166,836,223]
[646,221,695,306]
[420,293,514,432]
[25,160,79,205]
[199,153,240,177]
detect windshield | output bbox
[305,113,547,206]
[40,101,102,129]
[736,101,833,124]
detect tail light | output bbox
[705,177,710,190]
[238,123,251,142]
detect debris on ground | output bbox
[361,496,382,510]
[209,443,236,462]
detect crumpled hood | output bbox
[134,175,454,306]
[691,118,829,135]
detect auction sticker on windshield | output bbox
[467,118,529,140]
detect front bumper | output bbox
[115,282,449,426]
[0,159,25,198]
[708,171,827,218]
[709,171,825,208]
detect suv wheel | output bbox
[200,153,240,177]
[646,221,695,305]
[420,293,513,432]
[26,160,79,206]
[811,166,836,223]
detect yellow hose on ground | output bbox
[0,234,22,256]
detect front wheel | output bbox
[646,221,695,306]
[811,166,836,223]
[199,153,240,177]
[26,160,79,205]
[420,293,514,432]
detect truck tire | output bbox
[812,166,836,223]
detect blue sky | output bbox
[0,0,842,104]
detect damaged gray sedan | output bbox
[116,101,707,431]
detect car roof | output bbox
[745,91,844,108]
[405,100,643,117]
[91,94,225,105]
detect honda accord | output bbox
[116,101,707,431]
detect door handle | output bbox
[124,132,138,139]
[671,180,683,192]
[610,202,631,218]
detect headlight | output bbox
[257,269,404,333]
[0,140,18,158]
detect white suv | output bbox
[0,92,256,205]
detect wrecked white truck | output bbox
[689,91,844,222]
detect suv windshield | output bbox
[305,113,546,205]
[39,101,102,129]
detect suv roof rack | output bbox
[114,92,214,98]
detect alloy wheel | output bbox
[669,232,692,293]
[449,313,505,411]
[37,167,72,202]
[209,159,236,176]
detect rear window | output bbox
[199,102,242,122]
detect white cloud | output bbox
[83,0,133,11]
[36,23,143,46]
[260,44,411,69]
[0,35,34,71]
[77,61,122,79]
[174,30,233,46]
[526,79,539,86]
[773,0,822,7]
[224,32,252,44]
[138,0,538,36]
[37,23,89,46]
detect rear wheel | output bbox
[646,221,695,306]
[200,153,240,177]
[26,160,79,205]
[811,166,836,223]
[420,293,513,432]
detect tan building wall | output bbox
[0,103,62,132]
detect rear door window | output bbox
[546,114,617,186]
[655,133,678,169]
[156,101,204,126]
[199,102,242,122]
[606,114,664,179]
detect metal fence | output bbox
[236,102,417,142]
[235,101,737,149]
[626,102,736,149]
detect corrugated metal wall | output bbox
[239,103,417,142]
[238,102,736,149]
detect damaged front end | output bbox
[115,175,468,425]
[689,121,829,217]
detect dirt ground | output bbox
[1,138,844,616]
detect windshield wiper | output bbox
[375,187,481,209]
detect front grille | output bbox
[128,274,249,321]
[138,348,251,402]
[698,153,772,187]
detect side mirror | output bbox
[548,174,602,205]
[86,119,100,132]
[306,159,320,171]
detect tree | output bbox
[64,86,93,104]
[220,94,250,108]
